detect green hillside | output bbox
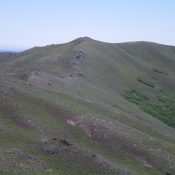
[0,37,175,175]
[0,52,17,62]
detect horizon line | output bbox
[1,37,175,52]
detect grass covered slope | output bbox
[0,52,17,62]
[124,89,175,128]
[0,38,175,175]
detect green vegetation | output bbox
[0,38,175,175]
[124,89,175,128]
[152,67,168,75]
[137,76,155,88]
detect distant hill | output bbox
[0,37,175,175]
[0,52,17,62]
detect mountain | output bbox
[0,37,175,175]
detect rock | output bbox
[165,172,171,175]
[46,149,58,155]
[76,55,81,59]
[35,72,40,75]
[75,51,86,60]
[78,73,83,77]
[41,138,48,144]
[164,168,175,175]
[21,73,31,81]
[92,154,96,158]
[27,120,32,123]
[60,139,72,146]
[67,119,76,126]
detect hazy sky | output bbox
[0,0,175,50]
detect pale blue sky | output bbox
[0,0,175,50]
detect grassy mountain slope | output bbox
[0,37,175,175]
[0,52,17,62]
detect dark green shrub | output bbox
[152,67,168,75]
[137,76,155,88]
[123,89,175,128]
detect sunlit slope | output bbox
[0,38,175,175]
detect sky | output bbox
[0,0,175,51]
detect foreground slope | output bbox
[0,38,175,175]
